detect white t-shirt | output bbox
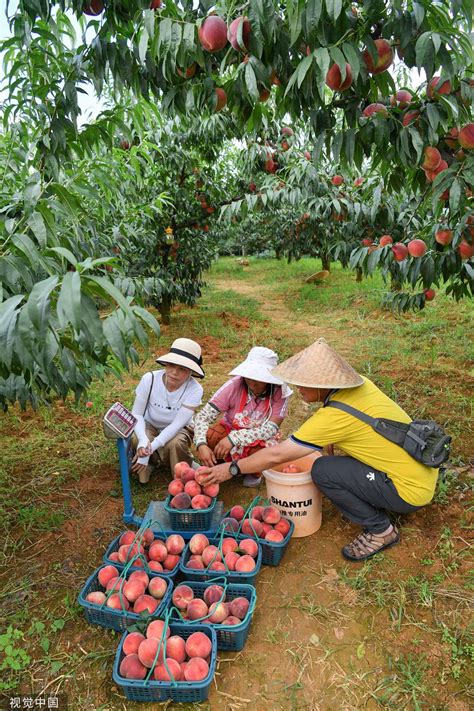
[132,370,203,457]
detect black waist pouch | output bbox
[327,403,451,468]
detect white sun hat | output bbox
[271,337,364,389]
[229,347,292,397]
[156,338,205,378]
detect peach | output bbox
[238,538,259,558]
[402,110,420,126]
[230,505,246,521]
[202,483,219,497]
[106,593,130,610]
[191,494,212,509]
[108,551,120,562]
[119,530,137,546]
[182,468,196,483]
[202,545,221,566]
[198,15,228,52]
[164,635,187,663]
[185,631,212,658]
[459,240,474,259]
[154,658,181,681]
[184,656,210,682]
[363,38,393,74]
[224,551,240,571]
[98,565,119,588]
[119,653,146,679]
[148,540,168,563]
[362,103,388,118]
[422,146,441,170]
[123,579,146,603]
[331,175,344,186]
[260,522,272,537]
[187,598,209,620]
[224,616,241,625]
[166,534,185,555]
[180,661,187,677]
[140,528,154,547]
[209,561,226,571]
[435,229,453,246]
[134,594,159,615]
[281,464,300,472]
[147,620,170,640]
[106,576,123,592]
[459,123,474,150]
[214,86,227,113]
[148,577,168,599]
[147,560,163,572]
[392,243,408,261]
[163,554,180,571]
[189,553,204,563]
[220,517,239,532]
[229,597,250,620]
[187,558,205,570]
[189,533,209,555]
[424,289,436,301]
[138,637,163,668]
[123,632,146,656]
[174,461,189,479]
[203,585,225,606]
[379,235,393,246]
[390,90,412,108]
[326,62,352,91]
[168,479,184,496]
[129,570,150,587]
[228,16,251,52]
[407,239,427,258]
[184,480,202,498]
[172,584,194,610]
[86,591,106,605]
[427,76,452,99]
[265,530,284,542]
[235,555,256,573]
[250,505,264,521]
[222,538,239,556]
[274,518,291,537]
[262,506,281,525]
[208,601,229,623]
[170,493,192,509]
[241,518,263,537]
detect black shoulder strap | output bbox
[327,400,380,428]
[144,371,154,416]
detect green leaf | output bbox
[57,271,82,331]
[412,2,425,28]
[297,54,314,89]
[342,42,360,80]
[26,276,59,333]
[415,32,434,73]
[245,63,259,101]
[86,275,135,320]
[304,0,322,34]
[143,9,155,40]
[425,103,440,132]
[325,0,343,22]
[449,179,461,213]
[138,29,149,64]
[27,211,47,246]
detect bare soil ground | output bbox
[0,257,472,711]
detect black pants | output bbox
[311,456,422,533]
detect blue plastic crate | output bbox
[223,510,295,566]
[164,495,217,532]
[179,537,262,586]
[176,580,257,651]
[113,622,217,703]
[78,565,173,632]
[103,532,180,579]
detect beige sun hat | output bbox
[271,338,364,389]
[156,338,204,378]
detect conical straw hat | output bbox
[271,338,364,389]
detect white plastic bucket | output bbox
[263,453,322,538]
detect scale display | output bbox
[103,402,137,438]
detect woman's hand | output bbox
[131,452,149,475]
[213,436,233,461]
[198,463,232,486]
[137,442,152,458]
[197,444,217,467]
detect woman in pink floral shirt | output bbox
[193,347,292,487]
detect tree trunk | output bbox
[390,274,402,292]
[356,267,363,282]
[159,296,172,325]
[321,252,331,271]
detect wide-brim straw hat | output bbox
[271,338,364,389]
[229,347,286,387]
[156,338,204,378]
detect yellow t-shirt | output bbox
[292,377,438,506]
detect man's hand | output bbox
[214,436,233,461]
[137,443,152,458]
[197,444,217,467]
[198,462,232,486]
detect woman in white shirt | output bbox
[131,338,204,483]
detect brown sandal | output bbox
[342,526,400,562]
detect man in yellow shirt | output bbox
[200,338,439,562]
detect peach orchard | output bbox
[0,0,472,408]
